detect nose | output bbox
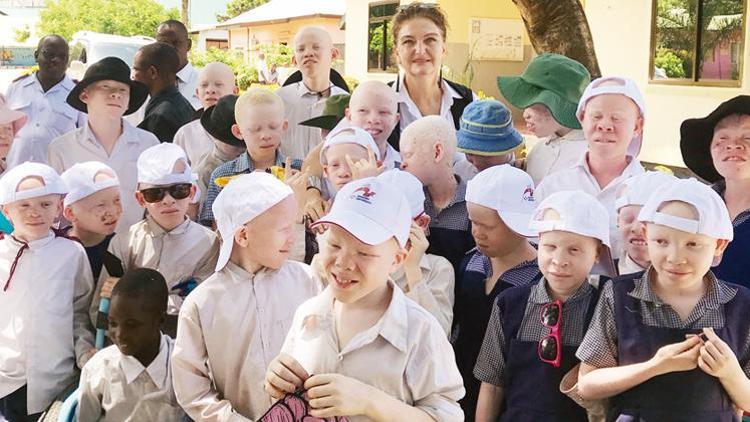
[551,252,569,268]
[161,192,177,205]
[597,119,614,132]
[334,252,354,270]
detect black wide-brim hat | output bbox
[200,94,244,148]
[66,56,149,116]
[680,95,750,183]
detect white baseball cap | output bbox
[466,164,536,237]
[376,169,425,218]
[320,125,381,165]
[638,177,733,241]
[530,190,616,277]
[61,161,120,208]
[212,172,294,271]
[311,177,411,248]
[615,171,677,211]
[0,162,67,206]
[137,143,193,186]
[576,76,646,157]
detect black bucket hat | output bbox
[680,95,750,183]
[66,56,149,116]
[200,94,244,148]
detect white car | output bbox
[67,31,155,80]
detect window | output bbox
[368,2,398,73]
[650,0,746,86]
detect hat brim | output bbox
[67,75,149,116]
[299,115,342,130]
[311,209,399,247]
[497,76,581,130]
[457,130,523,156]
[200,106,244,148]
[680,95,750,183]
[499,210,536,237]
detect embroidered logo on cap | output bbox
[522,186,534,202]
[352,186,376,204]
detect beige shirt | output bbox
[92,217,220,321]
[171,260,321,421]
[47,120,160,233]
[281,280,465,422]
[524,129,588,186]
[174,119,214,166]
[77,334,185,421]
[0,232,94,413]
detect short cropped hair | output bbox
[401,115,457,158]
[111,267,168,314]
[138,42,180,78]
[234,88,285,123]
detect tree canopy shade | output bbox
[217,0,270,22]
[39,0,180,41]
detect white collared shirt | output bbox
[276,81,348,160]
[618,253,647,276]
[5,73,87,168]
[77,334,185,421]
[47,119,160,232]
[173,119,214,165]
[0,231,94,413]
[535,152,645,257]
[382,144,401,170]
[171,260,321,421]
[176,63,201,110]
[281,280,465,422]
[392,74,476,132]
[92,217,219,321]
[525,129,588,186]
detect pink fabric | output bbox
[259,391,350,422]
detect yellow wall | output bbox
[584,0,750,167]
[439,0,524,44]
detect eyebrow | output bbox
[400,32,441,39]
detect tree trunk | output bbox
[512,0,601,78]
[181,0,190,28]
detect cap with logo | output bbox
[466,164,536,237]
[376,169,425,218]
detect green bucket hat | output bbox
[497,53,591,130]
[299,93,351,130]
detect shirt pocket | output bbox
[8,97,31,113]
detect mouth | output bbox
[665,268,690,277]
[259,144,276,150]
[365,127,382,138]
[331,273,358,289]
[302,59,317,66]
[722,155,747,162]
[161,209,179,215]
[548,271,571,278]
[628,237,646,246]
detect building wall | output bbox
[584,0,750,167]
[195,29,229,52]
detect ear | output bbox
[390,247,408,271]
[331,47,340,61]
[232,85,239,95]
[148,65,158,80]
[291,55,298,66]
[433,142,444,162]
[282,119,288,131]
[188,184,197,201]
[186,38,193,51]
[33,49,39,61]
[134,190,147,208]
[79,89,90,105]
[62,205,75,222]
[714,238,730,257]
[344,107,351,120]
[639,222,648,239]
[234,224,250,248]
[634,116,645,135]
[322,164,330,179]
[231,124,243,140]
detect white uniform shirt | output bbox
[92,217,220,320]
[535,153,644,258]
[173,119,214,165]
[77,334,184,422]
[281,280,465,422]
[618,253,647,276]
[5,73,86,168]
[47,119,160,233]
[276,82,348,160]
[392,74,476,132]
[0,232,94,413]
[177,63,201,110]
[171,260,321,421]
[525,129,588,186]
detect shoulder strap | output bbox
[499,283,535,357]
[583,280,604,329]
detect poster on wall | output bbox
[469,18,524,61]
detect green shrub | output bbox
[654,48,687,78]
[259,43,293,67]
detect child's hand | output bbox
[283,157,308,219]
[264,353,310,400]
[345,147,384,180]
[404,222,429,288]
[100,277,120,299]
[651,335,701,375]
[304,189,328,223]
[305,373,374,419]
[698,327,743,380]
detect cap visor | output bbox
[299,115,341,130]
[215,236,234,272]
[500,211,536,237]
[312,209,393,246]
[592,245,617,278]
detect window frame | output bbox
[367,1,399,74]
[648,0,747,87]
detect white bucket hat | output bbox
[530,190,617,277]
[376,169,425,218]
[61,161,120,208]
[615,171,678,211]
[212,172,294,271]
[320,124,381,165]
[466,164,536,237]
[0,162,67,206]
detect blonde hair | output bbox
[401,115,457,159]
[234,88,285,124]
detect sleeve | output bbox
[74,247,96,368]
[575,282,619,368]
[76,358,105,422]
[199,167,223,225]
[405,319,465,422]
[473,299,506,386]
[404,256,454,336]
[173,126,188,157]
[170,299,253,422]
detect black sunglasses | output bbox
[139,183,192,203]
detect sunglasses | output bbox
[139,183,192,203]
[538,300,562,368]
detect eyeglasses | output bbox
[139,183,192,203]
[538,300,562,368]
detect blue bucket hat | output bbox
[457,100,523,156]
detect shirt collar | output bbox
[628,268,737,308]
[528,277,593,304]
[150,85,180,102]
[233,151,284,173]
[83,119,139,146]
[389,254,431,280]
[27,73,75,91]
[144,215,191,237]
[295,81,336,98]
[119,334,171,388]
[176,63,196,84]
[618,253,647,275]
[9,230,56,249]
[576,152,642,178]
[546,129,586,145]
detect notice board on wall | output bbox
[469,18,525,61]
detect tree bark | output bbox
[181,0,190,28]
[512,0,601,78]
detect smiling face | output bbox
[346,81,399,148]
[292,27,337,79]
[523,104,563,138]
[395,17,447,78]
[645,201,728,286]
[537,229,600,295]
[234,195,297,270]
[581,93,643,160]
[2,176,62,241]
[617,204,649,267]
[35,36,69,81]
[197,63,237,109]
[80,80,131,119]
[233,102,287,163]
[322,143,369,193]
[66,186,122,236]
[710,114,750,181]
[320,224,405,304]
